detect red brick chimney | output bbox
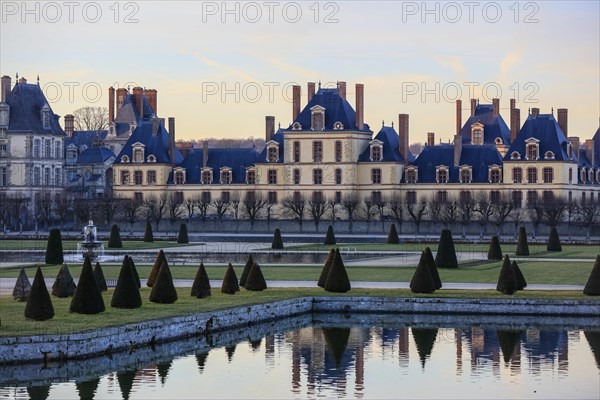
[455,99,462,135]
[510,108,521,143]
[470,98,477,117]
[203,140,208,167]
[531,107,540,117]
[64,114,74,137]
[146,89,157,115]
[427,132,435,146]
[265,116,275,141]
[454,134,462,167]
[132,87,144,119]
[108,87,115,124]
[510,98,516,112]
[168,117,176,164]
[116,88,127,113]
[0,75,11,102]
[585,139,595,166]
[557,108,568,136]
[398,114,409,161]
[307,82,315,104]
[355,83,364,130]
[292,85,301,121]
[492,98,500,117]
[338,81,346,100]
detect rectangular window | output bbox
[134,170,143,185]
[221,191,230,203]
[268,191,278,204]
[543,190,554,203]
[247,170,256,184]
[512,168,522,183]
[313,141,323,162]
[134,192,143,203]
[335,191,342,204]
[268,146,278,162]
[55,142,61,159]
[45,139,51,158]
[313,169,323,184]
[202,170,212,184]
[175,171,185,185]
[406,191,417,205]
[121,170,130,185]
[0,167,6,187]
[569,168,573,184]
[371,191,382,204]
[293,141,301,163]
[335,168,342,185]
[527,190,538,205]
[133,148,144,163]
[34,167,40,186]
[0,143,7,158]
[527,168,537,184]
[371,168,382,184]
[293,191,302,202]
[312,191,323,203]
[147,170,156,185]
[543,167,554,183]
[527,144,538,160]
[33,139,40,158]
[293,168,301,185]
[460,190,471,203]
[221,170,231,184]
[437,190,448,203]
[245,190,256,202]
[437,169,448,183]
[490,169,501,183]
[406,169,417,183]
[335,141,342,162]
[268,169,278,184]
[371,146,382,161]
[512,191,523,209]
[201,191,211,203]
[582,192,586,206]
[461,169,471,183]
[175,191,185,204]
[490,190,501,205]
[54,168,61,187]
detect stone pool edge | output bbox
[1,296,599,364]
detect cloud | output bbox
[181,49,256,82]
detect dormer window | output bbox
[129,122,137,136]
[495,138,503,145]
[588,169,594,182]
[147,154,156,163]
[370,141,383,161]
[544,151,555,160]
[41,104,50,129]
[246,168,256,184]
[121,155,129,163]
[436,166,449,183]
[220,167,232,184]
[489,166,502,183]
[525,139,540,160]
[471,122,484,145]
[568,143,574,160]
[333,121,343,130]
[265,141,279,162]
[460,166,472,183]
[405,167,418,183]
[132,143,145,163]
[310,105,325,131]
[292,122,302,130]
[173,168,185,184]
[201,168,212,184]
[581,168,586,183]
[511,151,521,160]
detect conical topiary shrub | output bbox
[424,247,442,290]
[547,227,562,252]
[45,228,64,265]
[411,328,438,368]
[324,225,336,245]
[516,226,530,256]
[111,256,142,309]
[191,262,211,298]
[497,330,522,364]
[51,263,76,298]
[27,385,51,400]
[387,224,399,244]
[75,378,100,400]
[322,327,351,367]
[108,224,123,248]
[147,250,167,287]
[487,235,503,260]
[156,361,172,385]
[70,256,105,314]
[149,259,178,304]
[24,267,54,321]
[239,254,254,287]
[94,261,108,292]
[177,223,189,244]
[13,267,31,301]
[117,370,136,400]
[583,255,600,296]
[221,263,240,294]
[496,255,518,295]
[271,228,283,249]
[144,222,154,243]
[512,260,527,290]
[318,249,335,288]
[129,257,141,289]
[410,251,436,294]
[245,263,267,291]
[435,229,458,268]
[323,248,351,293]
[584,331,600,369]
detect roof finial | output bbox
[551,107,554,115]
[382,120,385,126]
[318,81,321,89]
[15,72,18,80]
[528,107,531,114]
[278,122,281,128]
[391,121,394,128]
[336,81,339,89]
[37,75,40,85]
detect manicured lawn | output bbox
[0,240,194,251]
[0,287,596,337]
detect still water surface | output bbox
[1,314,598,399]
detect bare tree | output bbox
[73,196,95,225]
[327,198,340,227]
[363,198,375,233]
[542,196,566,230]
[308,197,327,232]
[386,193,404,234]
[143,193,168,231]
[166,193,185,228]
[6,193,30,233]
[458,195,476,238]
[428,195,444,230]
[212,198,230,228]
[527,201,544,239]
[374,197,387,233]
[231,192,241,233]
[96,195,122,227]
[242,192,267,232]
[341,192,361,233]
[405,197,428,235]
[183,197,198,224]
[121,198,142,235]
[491,193,513,235]
[578,198,600,239]
[195,194,211,223]
[442,196,459,229]
[510,208,526,238]
[474,191,494,238]
[282,195,306,232]
[73,106,108,132]
[265,200,277,231]
[565,199,579,239]
[35,192,54,230]
[56,193,75,230]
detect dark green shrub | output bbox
[583,331,600,369]
[144,221,154,243]
[108,224,123,248]
[516,226,530,256]
[196,352,209,373]
[583,255,600,296]
[45,228,64,265]
[111,256,142,308]
[129,257,141,288]
[221,263,240,294]
[24,266,54,321]
[410,251,436,294]
[497,330,522,364]
[225,345,237,362]
[271,228,283,249]
[177,223,189,244]
[156,361,172,385]
[70,256,105,314]
[245,263,267,291]
[435,229,458,268]
[191,262,211,298]
[51,264,76,298]
[411,328,438,368]
[27,385,51,400]
[512,260,527,290]
[147,250,167,287]
[75,378,100,400]
[322,327,351,367]
[117,370,136,400]
[149,259,178,304]
[239,254,254,287]
[318,249,335,288]
[13,267,31,301]
[94,261,108,292]
[424,247,442,290]
[324,225,336,245]
[487,235,503,260]
[387,224,399,244]
[496,255,518,295]
[324,248,351,293]
[547,227,562,252]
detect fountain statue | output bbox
[78,220,104,260]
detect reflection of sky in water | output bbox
[1,327,598,399]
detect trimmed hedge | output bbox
[177,223,189,244]
[149,259,178,304]
[51,264,76,298]
[144,222,154,243]
[387,224,399,244]
[191,262,211,298]
[147,250,167,287]
[435,229,458,268]
[496,255,518,295]
[424,247,442,290]
[24,266,54,321]
[322,327,351,367]
[107,224,122,248]
[245,263,267,291]
[516,226,530,256]
[583,255,600,296]
[497,330,522,364]
[324,225,336,245]
[129,257,141,289]
[45,228,64,265]
[318,249,335,288]
[547,227,562,252]
[271,228,283,249]
[111,256,142,309]
[411,328,438,368]
[239,254,254,287]
[513,260,527,290]
[323,248,351,293]
[70,256,105,314]
[410,251,436,294]
[13,267,31,302]
[221,263,240,294]
[487,236,503,260]
[94,261,108,292]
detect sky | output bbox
[1,1,599,144]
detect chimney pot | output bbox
[132,87,144,119]
[398,114,409,161]
[454,134,463,167]
[18,77,27,84]
[265,116,275,142]
[355,83,364,130]
[64,114,75,137]
[455,99,462,136]
[338,81,346,100]
[108,87,115,124]
[116,88,127,115]
[168,117,176,164]
[557,108,568,136]
[492,98,500,117]
[307,82,315,104]
[0,75,11,102]
[292,85,301,121]
[510,98,516,111]
[470,98,477,117]
[146,89,158,115]
[585,139,595,166]
[427,132,435,147]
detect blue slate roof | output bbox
[411,144,503,183]
[358,125,414,162]
[290,87,371,132]
[114,92,156,124]
[592,127,600,168]
[258,128,285,163]
[503,114,572,162]
[114,120,182,164]
[65,130,108,148]
[4,81,65,135]
[459,104,510,145]
[76,146,116,164]
[176,147,261,184]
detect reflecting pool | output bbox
[1,314,598,399]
